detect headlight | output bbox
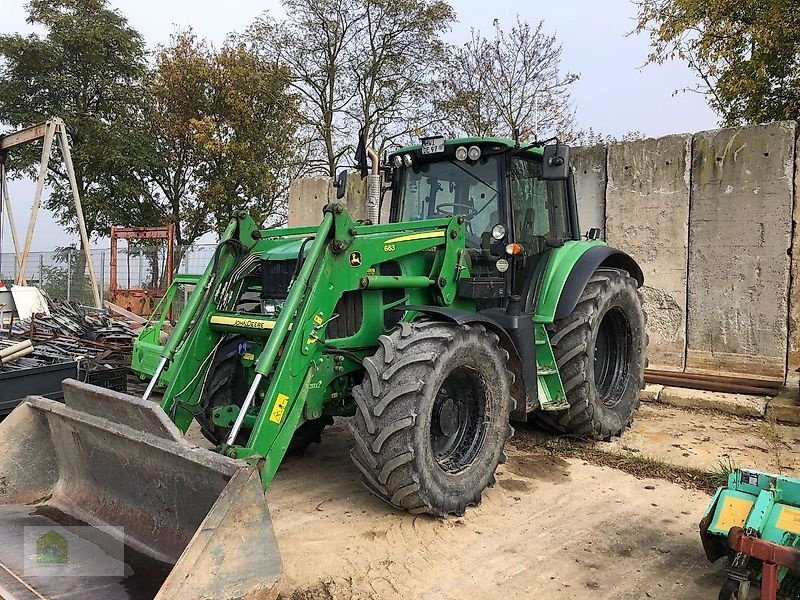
[455,146,468,161]
[393,155,403,168]
[468,146,481,161]
[403,154,413,167]
[491,224,506,240]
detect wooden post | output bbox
[0,166,21,270]
[56,120,101,307]
[16,120,56,285]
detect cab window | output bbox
[396,156,501,248]
[510,158,570,253]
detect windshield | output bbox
[396,157,500,247]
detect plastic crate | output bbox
[82,366,128,393]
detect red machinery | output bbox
[109,225,175,316]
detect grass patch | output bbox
[509,433,722,494]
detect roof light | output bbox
[467,146,481,161]
[393,155,403,168]
[403,154,413,167]
[455,146,468,161]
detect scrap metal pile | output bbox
[1,297,137,370]
[0,295,141,414]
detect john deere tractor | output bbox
[0,136,645,599]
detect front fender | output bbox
[534,241,644,324]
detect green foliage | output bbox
[0,0,160,238]
[635,0,800,125]
[141,32,304,245]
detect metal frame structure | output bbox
[109,225,175,316]
[728,527,800,600]
[0,118,101,307]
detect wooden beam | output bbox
[0,123,48,151]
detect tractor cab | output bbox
[386,137,582,306]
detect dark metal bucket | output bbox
[0,380,281,599]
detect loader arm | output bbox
[152,205,468,489]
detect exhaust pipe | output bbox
[366,147,381,225]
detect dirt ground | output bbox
[264,419,729,600]
[603,401,800,477]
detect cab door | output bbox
[508,156,572,309]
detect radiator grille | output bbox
[260,259,297,301]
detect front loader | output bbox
[0,136,646,598]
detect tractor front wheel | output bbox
[537,268,646,439]
[350,321,515,517]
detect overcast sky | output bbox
[0,0,718,252]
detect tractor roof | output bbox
[392,136,544,160]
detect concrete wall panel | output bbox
[787,134,800,385]
[287,174,369,227]
[287,176,332,227]
[606,134,692,371]
[686,122,795,379]
[572,145,607,237]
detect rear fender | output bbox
[534,242,644,324]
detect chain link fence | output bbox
[0,244,218,306]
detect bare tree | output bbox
[346,0,456,155]
[248,1,360,177]
[437,17,580,142]
[247,0,455,173]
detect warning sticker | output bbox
[713,496,753,533]
[776,506,800,534]
[269,393,290,424]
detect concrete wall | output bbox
[288,173,369,227]
[606,134,692,371]
[576,121,798,384]
[686,123,795,379]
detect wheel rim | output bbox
[593,307,632,407]
[430,366,488,473]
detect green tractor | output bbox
[0,136,646,598]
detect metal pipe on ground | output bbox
[644,369,781,396]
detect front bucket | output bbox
[0,380,281,600]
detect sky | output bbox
[0,0,718,252]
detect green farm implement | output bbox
[0,137,646,598]
[702,469,800,600]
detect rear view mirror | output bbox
[334,170,348,200]
[542,144,570,180]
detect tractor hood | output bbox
[260,237,309,262]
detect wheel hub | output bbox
[436,396,459,437]
[430,367,488,473]
[593,307,633,408]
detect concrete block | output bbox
[687,122,795,379]
[572,144,606,237]
[766,390,800,424]
[788,130,800,386]
[287,176,333,227]
[640,384,664,402]
[658,386,768,418]
[606,134,692,370]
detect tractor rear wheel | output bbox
[198,346,332,454]
[537,268,646,439]
[349,321,515,517]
